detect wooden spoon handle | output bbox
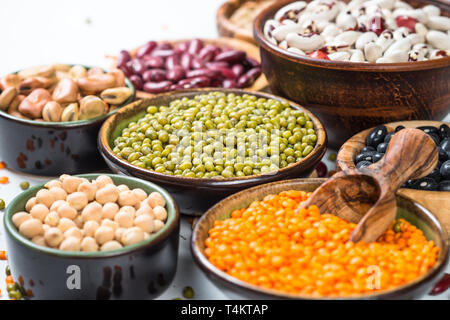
[364,128,438,194]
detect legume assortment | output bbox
[205,190,439,297]
[112,92,318,178]
[264,0,450,62]
[12,174,168,252]
[117,39,262,93]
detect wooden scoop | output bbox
[299,128,438,243]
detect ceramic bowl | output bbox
[98,88,327,215]
[4,174,180,300]
[0,66,135,176]
[337,120,450,238]
[191,178,449,299]
[253,0,450,149]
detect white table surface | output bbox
[0,0,448,300]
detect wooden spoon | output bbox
[298,128,438,243]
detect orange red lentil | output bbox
[204,190,439,297]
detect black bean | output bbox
[437,146,449,162]
[440,138,450,153]
[355,151,376,163]
[384,132,395,143]
[415,177,439,191]
[395,125,405,132]
[366,125,388,147]
[440,160,450,180]
[377,142,388,153]
[438,124,449,140]
[403,179,418,189]
[356,160,372,169]
[426,166,441,183]
[373,153,384,163]
[418,126,439,135]
[428,132,440,145]
[361,146,376,153]
[439,180,450,191]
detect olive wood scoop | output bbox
[298,128,438,243]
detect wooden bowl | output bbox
[4,174,180,299]
[191,178,449,299]
[0,66,135,176]
[109,37,268,99]
[253,0,450,149]
[337,120,450,238]
[216,0,276,45]
[98,88,327,216]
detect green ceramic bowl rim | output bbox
[0,65,135,128]
[4,174,179,258]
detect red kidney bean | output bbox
[130,59,146,75]
[231,64,245,77]
[181,53,194,70]
[129,75,143,90]
[237,67,261,88]
[165,55,180,70]
[244,57,261,68]
[136,41,157,58]
[175,41,189,53]
[178,76,210,88]
[152,49,175,58]
[155,42,172,50]
[143,69,167,82]
[222,79,238,88]
[188,39,204,55]
[167,66,185,82]
[198,45,219,62]
[191,57,206,69]
[207,65,236,80]
[143,56,164,69]
[429,273,450,296]
[170,84,184,91]
[186,69,221,79]
[206,61,229,69]
[143,81,172,94]
[117,50,131,68]
[214,50,246,63]
[119,64,133,78]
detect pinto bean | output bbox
[19,77,52,95]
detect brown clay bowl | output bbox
[254,0,450,149]
[98,88,327,216]
[109,37,268,99]
[337,120,450,239]
[191,178,449,300]
[216,0,276,45]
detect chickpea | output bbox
[44,211,60,227]
[25,197,37,212]
[102,202,119,220]
[153,206,168,221]
[36,189,56,208]
[59,236,81,252]
[64,227,83,239]
[19,218,44,239]
[144,232,150,240]
[81,237,99,252]
[114,206,135,228]
[74,215,84,228]
[95,175,114,189]
[81,202,102,222]
[61,176,83,194]
[43,224,50,232]
[58,217,76,233]
[101,219,119,231]
[101,240,123,252]
[153,220,165,233]
[44,227,64,247]
[57,203,77,220]
[147,192,166,208]
[30,203,50,221]
[83,220,99,237]
[122,227,145,246]
[115,227,126,242]
[77,181,97,201]
[67,192,88,211]
[118,190,139,207]
[132,188,147,202]
[95,184,119,204]
[45,179,62,189]
[12,211,31,228]
[95,226,114,245]
[59,174,70,182]
[117,184,129,193]
[50,199,66,211]
[32,235,46,246]
[136,203,154,217]
[134,214,154,233]
[49,187,67,201]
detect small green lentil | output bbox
[0,199,5,210]
[20,181,30,190]
[182,286,195,299]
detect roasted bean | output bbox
[79,96,107,120]
[18,88,51,119]
[18,77,52,95]
[0,87,18,111]
[52,78,79,104]
[100,87,133,105]
[61,103,79,122]
[77,74,116,94]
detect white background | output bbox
[0,0,448,300]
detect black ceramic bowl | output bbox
[4,174,179,300]
[98,88,327,216]
[0,67,135,175]
[191,178,449,300]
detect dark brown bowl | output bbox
[98,88,327,215]
[337,120,450,239]
[254,0,450,149]
[216,0,276,45]
[4,174,180,300]
[0,66,135,175]
[191,178,449,300]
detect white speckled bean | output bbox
[272,23,303,42]
[364,42,383,62]
[350,49,365,62]
[335,31,361,46]
[384,38,411,57]
[381,49,409,62]
[422,4,441,17]
[286,33,325,52]
[426,30,450,51]
[355,32,378,50]
[328,51,351,60]
[426,16,450,32]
